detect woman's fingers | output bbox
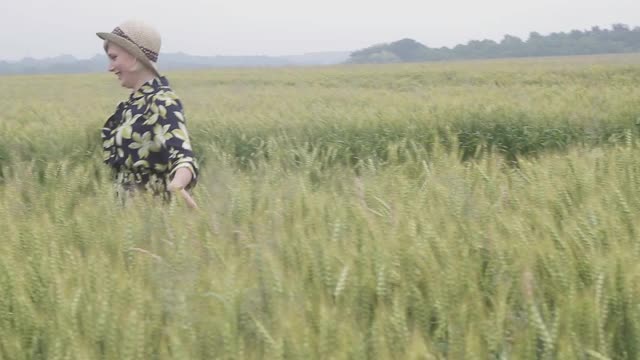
[180,189,198,209]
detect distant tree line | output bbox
[0,52,352,75]
[349,24,640,63]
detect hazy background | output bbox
[1,0,639,60]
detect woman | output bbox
[97,20,198,208]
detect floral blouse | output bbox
[102,76,198,195]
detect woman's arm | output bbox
[167,167,198,209]
[146,91,200,208]
[167,167,193,190]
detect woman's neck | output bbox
[131,72,157,93]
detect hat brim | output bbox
[97,32,161,77]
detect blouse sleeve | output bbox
[148,93,199,189]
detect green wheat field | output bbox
[1,54,640,359]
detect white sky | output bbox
[0,0,638,60]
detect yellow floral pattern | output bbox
[102,77,198,195]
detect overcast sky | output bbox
[1,0,638,61]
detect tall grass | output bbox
[2,54,640,171]
[1,54,640,358]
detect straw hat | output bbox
[97,20,162,77]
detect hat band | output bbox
[112,27,159,62]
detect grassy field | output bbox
[1,54,640,359]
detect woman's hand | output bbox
[177,189,198,209]
[168,167,198,209]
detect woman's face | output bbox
[106,43,140,89]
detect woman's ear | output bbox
[128,57,142,72]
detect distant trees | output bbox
[350,39,428,63]
[348,24,640,63]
